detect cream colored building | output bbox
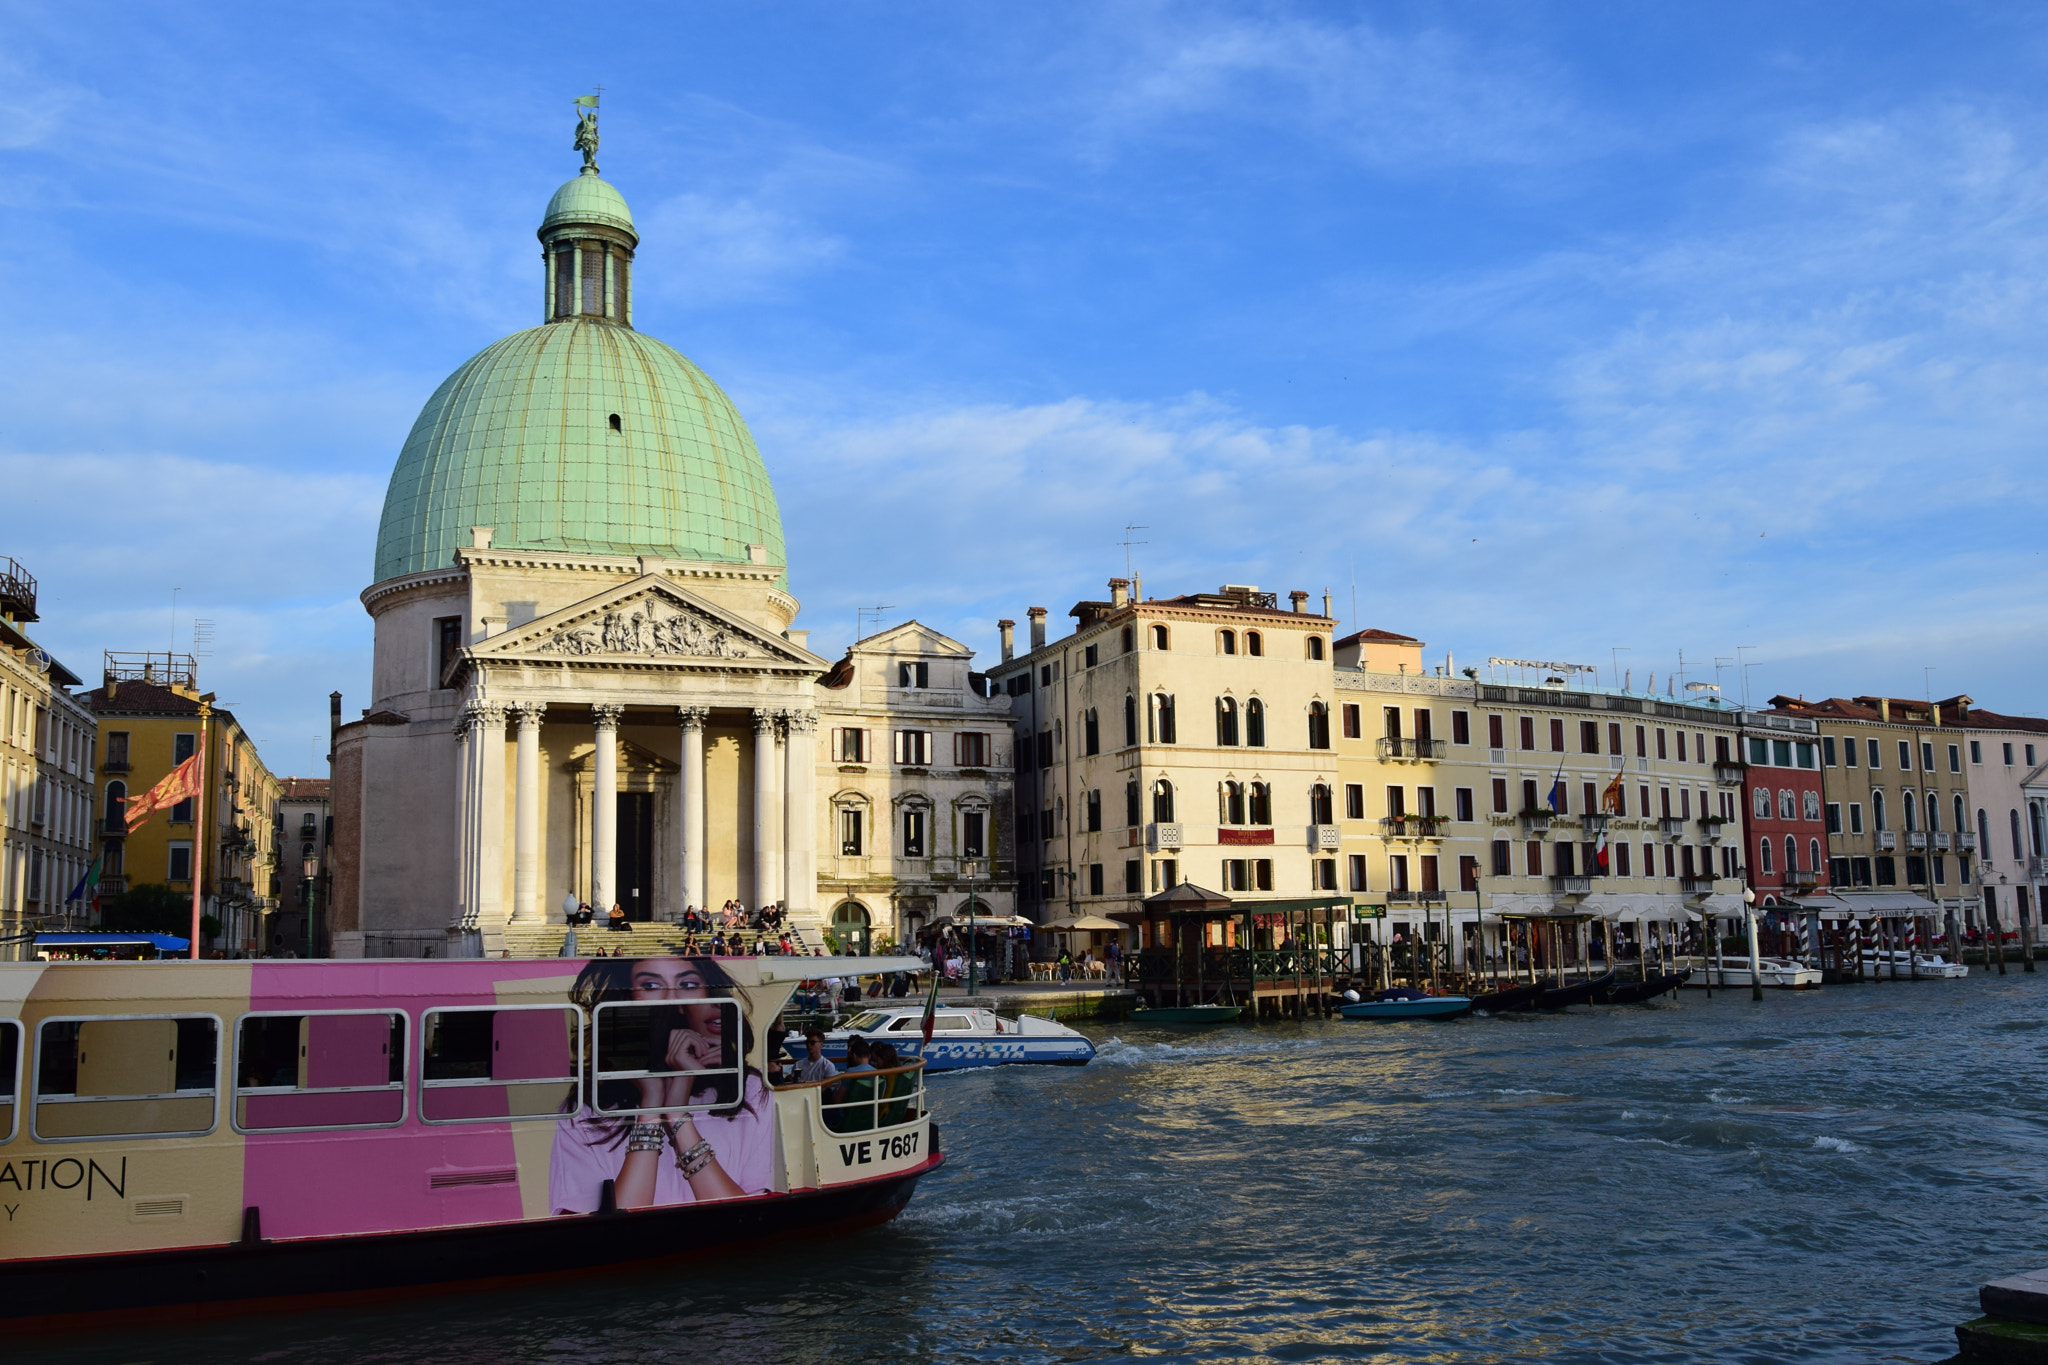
[990,580,1344,930]
[0,558,97,954]
[1334,634,1745,967]
[813,621,1016,952]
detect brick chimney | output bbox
[1289,590,1309,614]
[1027,607,1048,652]
[1109,578,1129,608]
[998,619,1016,662]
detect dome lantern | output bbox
[540,98,639,328]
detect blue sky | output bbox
[5,1,2047,766]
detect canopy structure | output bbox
[1042,915,1126,932]
[1789,890,1943,920]
[928,914,1036,930]
[35,931,190,952]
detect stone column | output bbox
[679,707,708,914]
[591,704,622,915]
[510,702,546,923]
[470,702,508,928]
[753,710,780,911]
[453,711,474,928]
[783,711,817,929]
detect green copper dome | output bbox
[372,166,784,584]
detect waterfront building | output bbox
[813,622,1017,953]
[85,655,279,955]
[0,557,98,955]
[1956,707,2048,940]
[273,777,331,957]
[1762,694,1979,932]
[331,143,829,958]
[1336,644,1746,969]
[988,580,1341,930]
[1734,708,1831,906]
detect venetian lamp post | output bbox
[1743,886,1764,1002]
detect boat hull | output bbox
[1128,1005,1244,1025]
[822,1037,1094,1070]
[1469,982,1542,1013]
[0,1155,941,1330]
[1681,961,1824,989]
[1338,997,1472,1021]
[1598,972,1689,1005]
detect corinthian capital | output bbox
[783,710,819,736]
[753,709,779,736]
[677,706,710,731]
[591,703,625,731]
[508,701,548,730]
[464,699,507,729]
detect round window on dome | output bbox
[608,413,621,433]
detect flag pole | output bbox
[191,702,210,960]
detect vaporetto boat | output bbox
[0,954,941,1327]
[1861,950,1969,978]
[1677,956,1824,989]
[821,1006,1096,1070]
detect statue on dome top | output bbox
[573,93,601,173]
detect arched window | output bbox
[1759,838,1773,873]
[1925,794,1941,832]
[2034,803,2046,858]
[1307,636,1325,661]
[1126,781,1142,827]
[1308,702,1331,750]
[1784,835,1797,872]
[1872,791,1887,831]
[1802,790,1820,821]
[1152,624,1169,650]
[1246,631,1262,657]
[2012,808,2026,861]
[1752,786,1769,819]
[1248,782,1271,825]
[1778,788,1795,820]
[1121,625,1134,653]
[1152,780,1175,824]
[1979,807,1992,854]
[1903,791,1919,832]
[1084,708,1100,756]
[1216,697,1239,746]
[105,780,126,831]
[1246,699,1266,747]
[1955,794,1968,837]
[1123,694,1139,748]
[1810,838,1822,874]
[1219,630,1236,655]
[1149,693,1178,744]
[1309,784,1333,824]
[1222,781,1245,825]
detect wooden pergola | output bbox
[1115,884,1361,1017]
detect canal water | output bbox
[28,972,2047,1364]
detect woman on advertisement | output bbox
[549,957,773,1213]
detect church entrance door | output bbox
[617,792,654,922]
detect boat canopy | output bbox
[1787,890,1943,919]
[34,931,190,951]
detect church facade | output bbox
[330,136,1012,958]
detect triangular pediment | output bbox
[854,619,975,659]
[472,576,825,671]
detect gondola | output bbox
[1596,971,1688,1005]
[1534,970,1616,1011]
[1468,981,1542,1014]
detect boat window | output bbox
[0,1020,16,1142]
[887,1016,921,1032]
[34,1015,220,1141]
[590,999,745,1117]
[420,1005,582,1124]
[233,1011,406,1133]
[933,1015,974,1032]
[841,1012,891,1032]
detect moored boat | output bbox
[1597,971,1689,1005]
[1678,956,1824,989]
[1535,971,1616,1011]
[1127,1004,1244,1025]
[0,954,941,1327]
[822,1005,1095,1069]
[1338,988,1472,1021]
[1860,949,1968,979]
[1468,982,1541,1014]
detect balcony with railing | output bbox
[1957,832,1978,852]
[1549,875,1593,897]
[1146,823,1184,852]
[1385,888,1446,904]
[1379,815,1448,840]
[1376,736,1447,762]
[1933,832,1951,852]
[1658,816,1690,838]
[1699,815,1728,842]
[1714,763,1745,786]
[1784,868,1821,889]
[102,812,128,836]
[1519,810,1554,835]
[1679,876,1719,896]
[1906,831,1929,852]
[1876,830,1897,851]
[0,556,36,622]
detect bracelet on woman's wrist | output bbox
[628,1121,668,1154]
[675,1139,715,1178]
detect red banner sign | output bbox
[1218,828,1274,846]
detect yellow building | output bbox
[87,654,280,956]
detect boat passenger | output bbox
[871,1042,912,1127]
[798,1029,838,1084]
[827,1036,877,1134]
[548,956,773,1214]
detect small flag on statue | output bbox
[125,754,202,833]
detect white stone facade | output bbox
[0,629,96,955]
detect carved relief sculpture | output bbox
[539,599,754,660]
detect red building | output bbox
[1737,710,1830,906]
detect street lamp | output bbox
[1742,886,1763,1002]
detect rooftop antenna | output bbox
[168,586,181,655]
[1714,656,1732,699]
[191,618,215,660]
[1737,645,1759,711]
[1350,555,1358,634]
[1611,646,1630,690]
[855,606,895,643]
[1121,524,1149,587]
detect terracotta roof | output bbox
[1959,707,2048,734]
[819,656,854,689]
[85,679,202,716]
[1765,694,1976,728]
[278,777,330,800]
[1335,628,1420,646]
